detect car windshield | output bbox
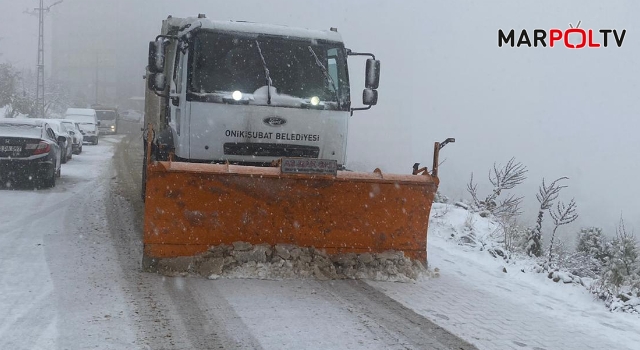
[96,110,116,121]
[189,31,349,110]
[67,115,95,124]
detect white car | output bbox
[64,108,100,145]
[120,109,143,123]
[41,119,73,163]
[60,120,84,154]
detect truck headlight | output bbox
[110,125,115,131]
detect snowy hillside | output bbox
[371,202,640,349]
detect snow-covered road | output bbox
[0,135,138,349]
[0,131,474,350]
[3,130,637,350]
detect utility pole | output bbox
[95,55,99,105]
[25,0,63,118]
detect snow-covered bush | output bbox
[494,217,530,254]
[562,227,611,278]
[576,227,609,262]
[590,218,640,313]
[434,191,449,203]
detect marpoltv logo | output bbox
[499,21,626,48]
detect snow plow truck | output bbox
[142,14,454,276]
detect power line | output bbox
[24,0,63,118]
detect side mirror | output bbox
[57,136,66,144]
[365,59,380,89]
[363,88,378,106]
[148,40,166,73]
[68,130,75,135]
[147,73,167,92]
[97,121,101,126]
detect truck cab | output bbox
[145,15,380,169]
[92,105,119,135]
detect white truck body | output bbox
[64,108,100,144]
[145,16,379,168]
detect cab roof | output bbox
[165,16,344,43]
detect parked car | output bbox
[64,108,100,145]
[41,119,73,163]
[0,118,62,188]
[120,109,143,123]
[59,119,84,154]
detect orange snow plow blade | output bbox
[142,161,440,265]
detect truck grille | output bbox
[223,143,320,158]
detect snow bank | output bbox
[428,202,640,315]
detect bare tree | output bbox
[547,198,579,265]
[467,157,528,218]
[526,177,568,257]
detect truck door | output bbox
[170,49,189,157]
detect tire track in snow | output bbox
[317,280,479,350]
[109,133,262,349]
[0,285,57,350]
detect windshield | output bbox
[66,115,95,124]
[188,31,350,111]
[96,110,117,121]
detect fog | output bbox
[1,0,638,242]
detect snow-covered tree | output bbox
[547,198,578,265]
[0,63,20,112]
[576,227,609,262]
[591,217,640,311]
[564,227,610,278]
[526,177,568,257]
[467,157,528,218]
[602,218,639,288]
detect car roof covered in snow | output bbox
[166,16,344,43]
[0,118,44,126]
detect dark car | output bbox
[0,118,62,188]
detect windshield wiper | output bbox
[255,40,273,105]
[307,46,340,109]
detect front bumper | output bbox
[83,135,98,143]
[99,126,117,134]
